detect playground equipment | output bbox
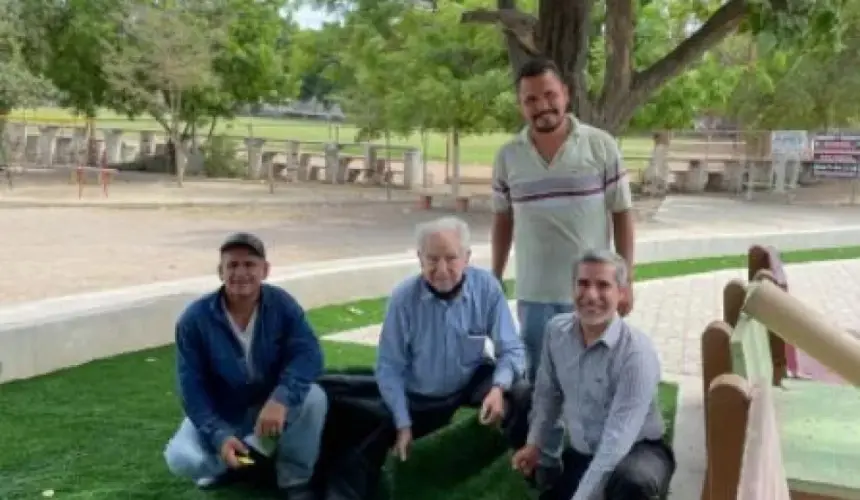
[74,149,117,199]
[746,279,860,386]
[701,246,860,499]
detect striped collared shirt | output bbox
[490,116,633,304]
[375,266,527,429]
[527,312,664,499]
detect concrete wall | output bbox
[3,226,860,384]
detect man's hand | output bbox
[255,399,288,438]
[479,387,506,426]
[393,428,413,462]
[219,436,250,469]
[511,444,540,477]
[618,285,634,317]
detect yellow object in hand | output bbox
[237,455,255,466]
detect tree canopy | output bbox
[293,0,848,135]
[4,0,855,147]
[20,0,293,134]
[0,0,55,114]
[726,2,860,130]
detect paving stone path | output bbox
[323,259,860,500]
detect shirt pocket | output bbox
[584,374,612,414]
[458,331,488,367]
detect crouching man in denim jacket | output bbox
[163,232,327,500]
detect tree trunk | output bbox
[537,0,595,124]
[467,0,750,135]
[86,116,97,167]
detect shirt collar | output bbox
[517,113,580,144]
[575,313,623,349]
[419,267,474,303]
[209,284,267,313]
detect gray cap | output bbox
[219,232,266,259]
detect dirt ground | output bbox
[0,203,487,305]
[1,168,854,306]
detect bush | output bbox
[201,134,245,178]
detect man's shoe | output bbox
[195,476,219,489]
[283,483,318,500]
[525,464,563,492]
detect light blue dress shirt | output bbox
[375,266,527,430]
[528,312,665,500]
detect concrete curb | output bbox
[0,197,416,210]
[3,226,860,383]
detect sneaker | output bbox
[195,476,219,489]
[525,464,563,493]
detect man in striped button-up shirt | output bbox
[512,249,675,500]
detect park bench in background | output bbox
[701,246,860,500]
[297,151,398,185]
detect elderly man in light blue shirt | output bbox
[512,249,675,500]
[337,215,529,499]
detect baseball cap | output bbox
[219,232,266,259]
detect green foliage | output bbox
[742,0,846,50]
[201,134,245,178]
[294,0,845,135]
[388,0,512,135]
[726,2,860,130]
[208,0,297,117]
[0,0,56,113]
[322,0,515,139]
[630,45,746,132]
[21,0,120,117]
[23,0,292,127]
[287,22,350,104]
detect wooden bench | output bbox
[415,187,473,212]
[701,246,860,499]
[298,152,326,181]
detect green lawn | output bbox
[2,245,859,499]
[8,107,654,166]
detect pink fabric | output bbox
[785,344,847,385]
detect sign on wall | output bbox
[812,133,860,178]
[771,130,810,157]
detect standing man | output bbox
[512,250,675,500]
[164,232,328,500]
[490,57,636,481]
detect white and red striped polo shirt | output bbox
[491,115,633,304]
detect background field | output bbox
[7,107,654,167]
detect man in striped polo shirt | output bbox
[490,58,636,482]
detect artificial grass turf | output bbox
[2,244,856,499]
[0,336,678,500]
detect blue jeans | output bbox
[163,383,328,489]
[517,300,573,468]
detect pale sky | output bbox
[293,5,340,29]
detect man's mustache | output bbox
[532,109,559,121]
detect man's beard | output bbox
[531,110,562,133]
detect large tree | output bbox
[459,0,843,134]
[24,0,292,135]
[0,0,56,116]
[726,2,860,130]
